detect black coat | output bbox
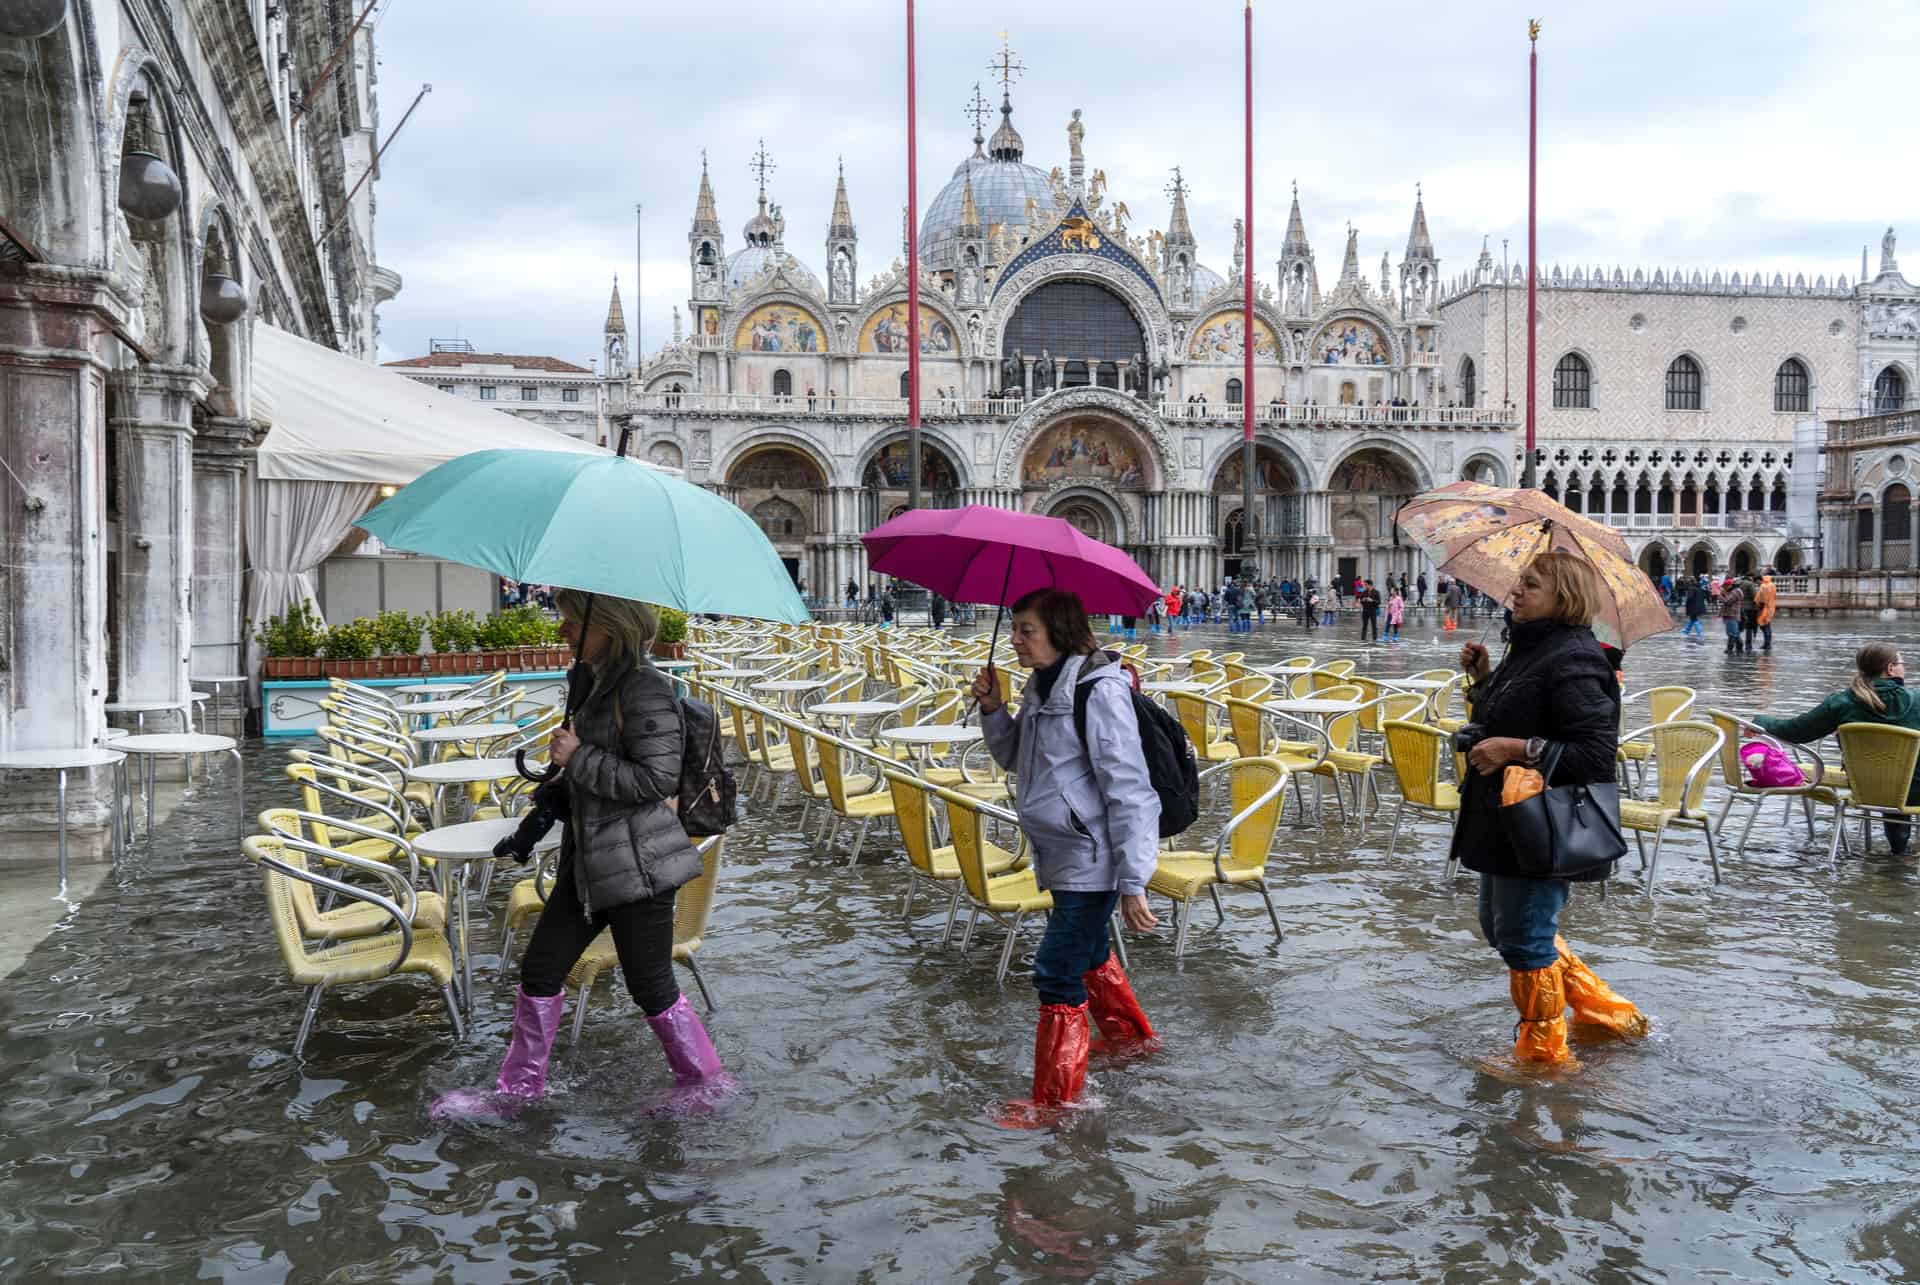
[1447,619,1622,881]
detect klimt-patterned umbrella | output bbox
[1396,481,1671,648]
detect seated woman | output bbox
[1756,642,1920,853]
[1451,551,1648,1064]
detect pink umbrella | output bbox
[863,505,1161,660]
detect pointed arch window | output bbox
[1553,353,1592,408]
[899,371,911,399]
[1875,365,1908,413]
[1226,378,1243,406]
[773,369,792,398]
[1459,357,1477,408]
[1774,358,1809,412]
[1665,355,1702,410]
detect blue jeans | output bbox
[1032,890,1119,1006]
[1682,616,1702,636]
[1477,874,1569,971]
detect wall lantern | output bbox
[118,102,182,221]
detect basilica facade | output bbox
[607,72,1912,595]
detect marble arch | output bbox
[1203,437,1308,493]
[996,387,1178,489]
[851,292,970,361]
[1460,450,1508,486]
[853,428,973,490]
[0,10,103,266]
[730,293,835,355]
[1322,436,1432,494]
[1307,310,1404,368]
[712,427,834,487]
[1036,482,1130,546]
[1187,305,1289,364]
[983,257,1168,367]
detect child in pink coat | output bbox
[1385,588,1405,640]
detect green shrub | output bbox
[475,609,520,650]
[252,602,325,657]
[373,610,426,656]
[427,610,478,653]
[319,617,378,660]
[655,606,688,646]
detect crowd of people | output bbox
[1669,570,1778,653]
[1135,571,1497,642]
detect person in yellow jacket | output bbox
[1755,573,1777,652]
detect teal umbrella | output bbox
[355,446,809,625]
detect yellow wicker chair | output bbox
[1701,707,1842,860]
[1617,720,1726,895]
[257,809,448,936]
[1274,655,1316,671]
[934,785,1066,984]
[1617,685,1699,793]
[1290,684,1380,820]
[564,836,725,1041]
[885,769,1021,943]
[807,727,897,863]
[1833,722,1920,861]
[1319,659,1356,678]
[1169,691,1239,764]
[498,848,559,969]
[1380,720,1461,862]
[1147,758,1291,960]
[243,833,461,1058]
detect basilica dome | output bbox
[920,97,1054,272]
[725,244,822,294]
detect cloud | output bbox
[369,0,1920,365]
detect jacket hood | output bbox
[1034,648,1127,713]
[1872,677,1916,720]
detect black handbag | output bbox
[1498,743,1626,880]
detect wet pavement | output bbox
[4,609,1920,1281]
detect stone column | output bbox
[1874,499,1886,571]
[1022,358,1035,400]
[1909,498,1919,570]
[113,365,209,713]
[0,266,125,855]
[1052,357,1067,393]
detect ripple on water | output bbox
[2,617,1920,1278]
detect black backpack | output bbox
[1072,665,1201,839]
[674,696,737,837]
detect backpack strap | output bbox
[1073,677,1093,747]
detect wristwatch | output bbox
[1524,736,1548,767]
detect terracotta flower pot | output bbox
[651,641,687,660]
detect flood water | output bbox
[6,610,1920,1281]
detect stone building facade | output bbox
[386,340,607,446]
[1,2,393,834]
[602,64,1909,596]
[612,78,1514,599]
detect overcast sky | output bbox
[368,0,1920,367]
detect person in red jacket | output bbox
[1164,586,1182,636]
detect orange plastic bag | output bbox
[1501,766,1544,806]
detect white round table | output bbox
[414,818,564,1014]
[701,668,762,681]
[1266,698,1363,715]
[654,659,698,671]
[405,757,539,827]
[1382,677,1451,691]
[112,733,243,842]
[879,725,984,775]
[105,700,192,734]
[410,722,524,762]
[400,698,487,728]
[753,677,827,709]
[0,747,129,885]
[1143,681,1211,695]
[190,675,249,729]
[395,682,460,697]
[807,700,901,735]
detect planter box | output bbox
[263,656,322,680]
[384,654,425,676]
[651,641,687,660]
[322,658,377,679]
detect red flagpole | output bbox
[905,0,923,511]
[1242,0,1256,576]
[1523,20,1539,489]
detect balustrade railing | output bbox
[629,390,1516,429]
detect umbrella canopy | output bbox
[862,505,1161,616]
[1397,481,1671,648]
[356,448,809,625]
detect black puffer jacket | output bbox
[562,649,699,914]
[1447,618,1622,881]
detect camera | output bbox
[1452,723,1488,754]
[492,777,571,863]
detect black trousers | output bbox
[1360,610,1378,640]
[520,854,680,1016]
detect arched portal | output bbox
[1326,447,1422,589]
[861,437,962,528]
[1020,416,1153,491]
[1050,495,1117,544]
[1638,543,1668,579]
[1688,542,1715,577]
[1213,443,1303,579]
[1730,543,1759,577]
[727,444,827,585]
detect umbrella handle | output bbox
[516,746,560,784]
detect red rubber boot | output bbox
[1083,955,1156,1054]
[998,1002,1091,1129]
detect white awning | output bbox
[251,325,607,484]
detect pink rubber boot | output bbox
[430,987,566,1122]
[644,994,736,1114]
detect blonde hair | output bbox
[1527,550,1602,627]
[555,589,657,660]
[1851,642,1899,715]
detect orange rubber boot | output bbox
[1509,963,1571,1064]
[1555,935,1650,1038]
[1083,955,1156,1053]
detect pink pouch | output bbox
[1740,741,1805,788]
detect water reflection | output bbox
[2,614,1919,1277]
